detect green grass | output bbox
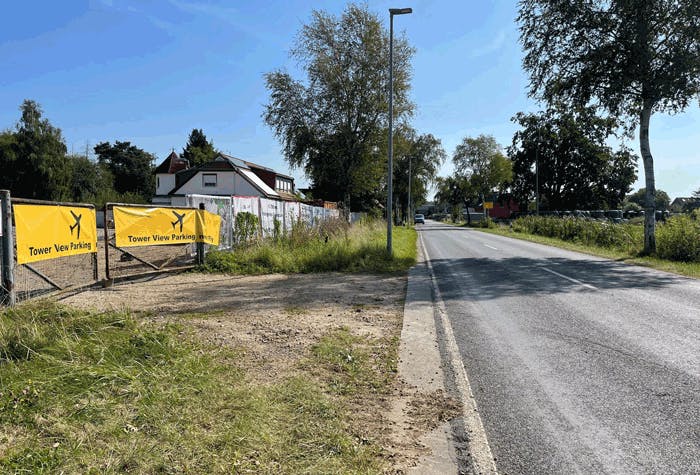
[0,302,393,473]
[480,225,700,279]
[203,220,417,275]
[308,327,399,397]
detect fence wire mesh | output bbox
[103,205,197,281]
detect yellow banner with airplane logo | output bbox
[13,204,97,264]
[114,206,221,248]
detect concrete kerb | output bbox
[397,231,498,474]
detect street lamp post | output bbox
[407,155,412,225]
[387,7,412,254]
[535,126,540,216]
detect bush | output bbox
[511,216,641,252]
[656,215,700,262]
[203,220,416,274]
[233,212,259,245]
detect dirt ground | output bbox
[61,271,459,473]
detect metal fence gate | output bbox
[1,192,99,305]
[103,203,200,282]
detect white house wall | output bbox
[233,173,261,196]
[176,171,246,196]
[156,174,175,196]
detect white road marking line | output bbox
[420,234,499,475]
[542,267,597,290]
[484,244,498,250]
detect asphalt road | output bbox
[419,220,700,475]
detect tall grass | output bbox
[511,214,700,263]
[204,219,417,274]
[0,302,386,473]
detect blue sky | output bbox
[1,0,698,200]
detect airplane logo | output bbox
[171,211,186,232]
[69,210,82,239]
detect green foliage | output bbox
[453,134,513,200]
[627,188,671,211]
[182,128,217,167]
[309,327,396,396]
[512,214,700,263]
[473,216,496,229]
[512,216,642,252]
[233,211,260,245]
[94,141,155,200]
[273,217,282,242]
[0,302,385,472]
[656,215,700,262]
[392,126,446,222]
[509,105,638,210]
[518,0,700,253]
[0,100,71,200]
[264,4,414,211]
[450,205,463,224]
[204,220,416,274]
[434,176,468,210]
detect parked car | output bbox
[414,214,425,224]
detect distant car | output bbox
[414,214,425,224]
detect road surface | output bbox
[419,220,700,474]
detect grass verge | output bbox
[479,225,700,279]
[203,220,417,274]
[0,301,397,473]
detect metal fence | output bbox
[103,203,200,282]
[1,193,99,305]
[0,190,362,306]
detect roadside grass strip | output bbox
[480,225,700,279]
[0,302,395,473]
[203,220,417,275]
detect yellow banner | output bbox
[484,202,494,209]
[13,204,97,264]
[114,206,221,248]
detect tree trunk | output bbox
[639,102,656,254]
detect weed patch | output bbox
[204,220,417,274]
[0,302,386,473]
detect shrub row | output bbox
[511,213,700,262]
[511,216,642,252]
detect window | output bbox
[157,177,160,188]
[203,174,217,187]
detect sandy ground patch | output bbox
[62,271,459,473]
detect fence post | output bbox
[1,190,16,306]
[257,197,263,238]
[103,204,112,286]
[196,203,205,265]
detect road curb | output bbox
[398,231,499,474]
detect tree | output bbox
[68,154,100,203]
[264,4,414,211]
[94,141,155,200]
[627,188,671,211]
[434,176,468,222]
[508,106,637,211]
[182,128,217,167]
[683,187,700,212]
[0,100,71,200]
[393,127,446,221]
[519,0,700,253]
[453,134,513,202]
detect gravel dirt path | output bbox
[61,271,458,473]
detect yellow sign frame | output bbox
[113,206,221,248]
[13,204,98,264]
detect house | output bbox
[670,197,700,212]
[153,152,296,205]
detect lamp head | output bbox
[389,8,412,15]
